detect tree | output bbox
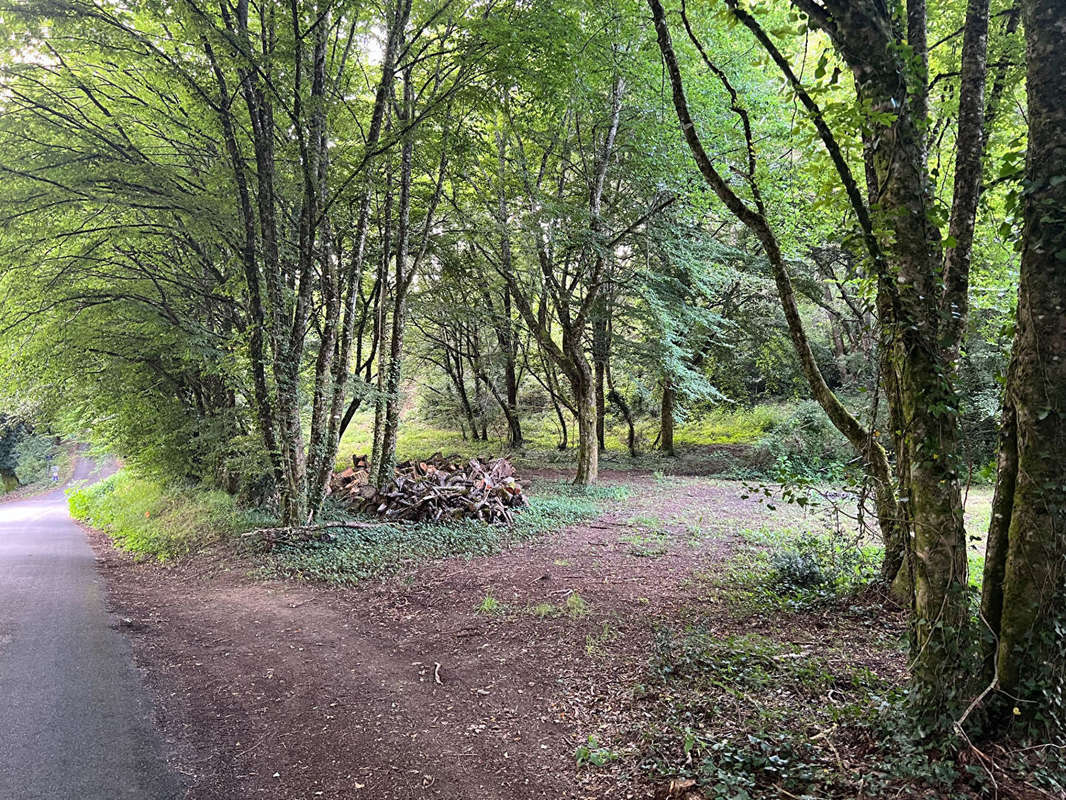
[645,0,1037,721]
[0,0,480,521]
[979,0,1066,736]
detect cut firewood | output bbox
[328,453,529,524]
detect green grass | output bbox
[673,405,786,447]
[477,592,503,614]
[334,408,566,470]
[68,469,256,561]
[334,402,788,473]
[268,481,629,585]
[564,591,590,617]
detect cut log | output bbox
[330,453,529,524]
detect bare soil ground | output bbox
[87,471,902,800]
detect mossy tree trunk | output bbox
[570,352,599,486]
[980,0,1066,733]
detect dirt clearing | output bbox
[88,472,900,799]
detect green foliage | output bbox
[528,602,558,618]
[756,400,856,480]
[268,481,628,584]
[637,628,892,798]
[564,592,590,618]
[675,405,785,446]
[477,593,503,614]
[575,735,618,768]
[68,470,250,561]
[0,416,27,474]
[725,526,881,613]
[13,434,61,485]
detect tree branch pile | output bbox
[329,453,529,523]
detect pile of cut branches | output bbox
[327,454,375,506]
[329,452,528,523]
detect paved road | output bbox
[0,459,184,799]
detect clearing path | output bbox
[0,458,183,800]
[88,472,824,800]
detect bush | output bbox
[769,547,828,592]
[727,527,882,613]
[757,400,855,480]
[68,470,250,560]
[14,434,60,485]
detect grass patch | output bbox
[477,592,503,614]
[674,405,785,447]
[333,402,787,476]
[268,481,629,585]
[529,602,559,618]
[622,517,671,558]
[565,591,590,617]
[68,470,254,561]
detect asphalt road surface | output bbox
[0,458,184,799]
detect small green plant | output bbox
[565,592,589,617]
[719,527,880,614]
[477,593,502,614]
[529,602,558,618]
[623,515,671,558]
[769,547,828,591]
[575,735,618,767]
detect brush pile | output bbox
[328,453,528,524]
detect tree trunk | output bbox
[368,180,393,489]
[375,69,418,490]
[608,388,637,458]
[448,350,480,441]
[501,288,523,448]
[554,405,568,451]
[572,361,598,486]
[593,308,608,451]
[779,0,972,710]
[980,0,1066,732]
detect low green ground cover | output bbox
[71,467,627,579]
[267,481,629,584]
[68,470,259,560]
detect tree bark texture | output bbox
[980,0,1066,733]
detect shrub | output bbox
[728,528,882,612]
[14,434,60,485]
[769,547,828,592]
[753,400,857,483]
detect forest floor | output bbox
[86,470,1006,800]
